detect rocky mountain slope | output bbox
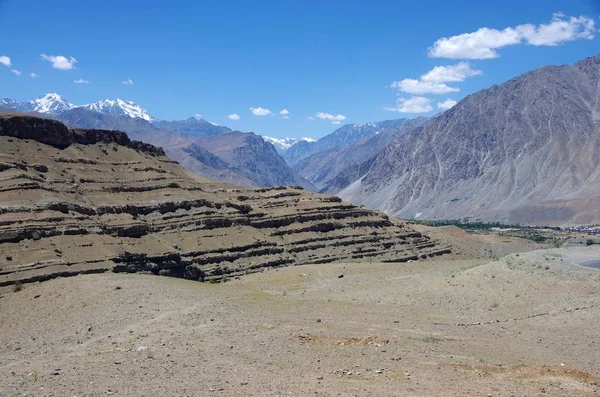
[293,117,428,191]
[164,131,315,189]
[283,118,414,165]
[153,117,232,138]
[56,107,310,188]
[340,54,600,226]
[0,114,450,288]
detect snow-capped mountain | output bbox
[81,99,154,122]
[261,136,315,154]
[31,93,75,114]
[0,93,75,115]
[0,93,154,121]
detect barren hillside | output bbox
[0,114,449,288]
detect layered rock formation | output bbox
[0,114,449,288]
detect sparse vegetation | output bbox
[408,219,511,231]
[13,280,22,292]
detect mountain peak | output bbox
[81,98,154,121]
[30,93,74,114]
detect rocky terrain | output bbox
[340,54,600,226]
[1,244,598,396]
[0,113,450,289]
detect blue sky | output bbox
[1,0,599,139]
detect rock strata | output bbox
[0,114,449,287]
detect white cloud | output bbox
[74,78,91,84]
[280,109,290,115]
[0,56,11,67]
[41,54,77,70]
[282,115,289,119]
[228,113,240,120]
[429,13,596,59]
[385,96,433,113]
[194,113,202,119]
[250,106,272,116]
[316,112,346,123]
[391,79,458,95]
[30,73,37,78]
[332,121,341,125]
[308,116,315,121]
[123,78,134,85]
[421,62,482,83]
[11,69,21,76]
[391,62,482,95]
[437,99,457,110]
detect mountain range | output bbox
[57,107,315,189]
[293,117,429,191]
[0,94,315,188]
[338,54,600,226]
[0,94,154,121]
[0,92,414,192]
[283,118,417,165]
[4,53,600,226]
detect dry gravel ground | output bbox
[1,247,600,396]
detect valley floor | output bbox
[1,247,599,396]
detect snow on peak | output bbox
[82,98,154,121]
[262,136,316,151]
[0,93,155,121]
[30,93,75,114]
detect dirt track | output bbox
[1,246,599,396]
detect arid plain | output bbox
[2,237,599,396]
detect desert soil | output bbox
[1,245,599,396]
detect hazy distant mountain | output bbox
[168,132,315,189]
[283,118,412,165]
[57,107,310,189]
[339,54,600,226]
[57,107,185,147]
[261,136,316,155]
[293,117,428,191]
[153,117,232,139]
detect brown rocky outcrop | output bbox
[0,115,449,287]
